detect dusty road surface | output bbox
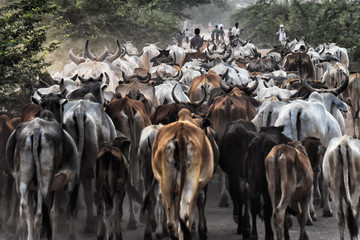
[0,166,351,240]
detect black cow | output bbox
[219,119,258,238]
[245,126,292,240]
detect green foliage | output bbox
[0,0,59,112]
[233,0,360,61]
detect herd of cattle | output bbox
[1,36,360,240]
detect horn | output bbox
[78,75,86,84]
[302,75,316,93]
[174,70,183,81]
[171,84,181,104]
[192,85,207,108]
[106,40,122,62]
[122,71,131,84]
[96,46,110,62]
[104,72,110,85]
[69,49,85,65]
[247,77,259,94]
[220,77,230,92]
[169,53,176,65]
[220,45,227,55]
[70,74,78,81]
[93,73,104,82]
[207,44,213,55]
[222,49,232,61]
[205,51,215,61]
[39,79,50,87]
[221,69,229,79]
[335,75,349,95]
[85,40,96,60]
[241,40,248,46]
[156,71,165,81]
[138,72,151,83]
[318,44,325,54]
[36,90,44,98]
[120,46,127,58]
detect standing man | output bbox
[231,23,242,39]
[212,25,220,44]
[184,28,190,44]
[190,28,204,51]
[276,24,287,47]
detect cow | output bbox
[95,134,131,240]
[283,52,315,80]
[116,72,159,115]
[6,110,79,239]
[317,43,349,68]
[322,135,360,240]
[151,108,214,240]
[105,93,151,230]
[219,119,258,238]
[207,79,259,207]
[322,62,349,89]
[63,93,117,231]
[245,126,292,240]
[137,124,165,239]
[265,141,313,240]
[188,69,221,102]
[247,58,280,73]
[342,73,360,138]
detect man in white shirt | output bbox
[276,24,287,47]
[231,23,241,38]
[184,28,190,44]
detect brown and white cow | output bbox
[265,141,313,240]
[151,109,214,240]
[323,135,360,240]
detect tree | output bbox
[0,0,58,112]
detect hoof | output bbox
[233,210,238,224]
[323,209,333,217]
[116,233,123,240]
[139,211,147,224]
[285,215,293,229]
[313,196,321,206]
[199,232,207,240]
[127,220,137,230]
[144,232,152,240]
[218,195,229,208]
[306,218,313,226]
[310,212,317,221]
[151,220,157,232]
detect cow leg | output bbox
[115,185,126,240]
[356,117,360,139]
[127,195,137,230]
[250,198,259,239]
[96,198,105,240]
[352,116,357,139]
[227,174,239,224]
[264,196,274,240]
[242,182,251,239]
[144,190,155,240]
[51,190,62,240]
[313,171,321,206]
[7,182,18,231]
[197,188,207,240]
[336,198,346,240]
[3,174,14,226]
[307,187,315,225]
[18,184,35,240]
[104,205,114,240]
[298,197,310,240]
[218,170,229,208]
[81,168,95,231]
[322,177,333,217]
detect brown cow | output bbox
[284,52,315,80]
[188,69,221,102]
[265,141,313,240]
[152,109,214,240]
[105,93,151,229]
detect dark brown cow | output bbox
[179,52,207,68]
[247,58,280,73]
[245,126,292,240]
[95,134,130,240]
[105,93,150,229]
[265,141,313,240]
[284,52,315,80]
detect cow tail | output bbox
[69,108,85,216]
[32,130,52,239]
[340,144,358,237]
[290,108,301,141]
[176,123,192,239]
